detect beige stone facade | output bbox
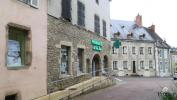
[0,0,47,100]
[112,40,156,77]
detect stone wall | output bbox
[47,15,111,93]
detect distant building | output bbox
[111,14,171,77]
[146,25,171,77]
[111,15,155,77]
[47,0,112,93]
[170,48,177,74]
[0,0,47,99]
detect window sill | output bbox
[7,65,29,70]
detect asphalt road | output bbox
[73,77,177,100]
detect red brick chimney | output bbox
[135,14,142,26]
[148,24,155,32]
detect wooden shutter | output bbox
[77,1,85,26]
[62,0,71,21]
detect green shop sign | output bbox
[113,40,121,48]
[91,40,103,52]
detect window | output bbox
[132,47,136,54]
[160,62,163,70]
[123,61,128,69]
[149,60,153,68]
[77,48,84,74]
[77,1,85,26]
[159,50,163,57]
[140,47,144,55]
[5,94,17,100]
[95,0,99,4]
[148,47,152,55]
[61,46,70,75]
[62,0,71,21]
[164,50,168,59]
[18,0,39,8]
[113,61,118,70]
[94,15,100,35]
[103,20,106,37]
[112,47,117,54]
[123,46,127,54]
[7,25,31,68]
[140,61,144,69]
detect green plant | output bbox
[159,92,177,100]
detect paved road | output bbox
[73,77,177,100]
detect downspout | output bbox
[154,42,157,77]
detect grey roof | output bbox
[145,28,171,49]
[111,20,154,41]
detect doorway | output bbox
[92,54,101,76]
[133,61,136,73]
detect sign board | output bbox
[91,40,103,52]
[113,40,121,48]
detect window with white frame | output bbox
[140,47,144,55]
[123,61,128,69]
[140,61,144,69]
[149,60,153,68]
[132,47,136,54]
[160,62,163,70]
[123,46,127,54]
[113,61,118,70]
[112,47,117,54]
[18,0,39,8]
[164,50,168,59]
[148,47,152,55]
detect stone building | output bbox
[146,26,171,77]
[111,15,156,77]
[47,0,112,93]
[111,14,171,77]
[170,48,177,75]
[0,0,47,100]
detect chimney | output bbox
[135,14,142,26]
[148,24,155,32]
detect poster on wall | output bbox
[7,40,22,66]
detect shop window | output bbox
[7,26,31,68]
[103,20,106,37]
[94,15,100,35]
[140,47,144,55]
[77,48,84,74]
[77,1,85,26]
[123,61,128,69]
[113,61,118,70]
[5,94,17,100]
[62,0,71,21]
[60,45,70,75]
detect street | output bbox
[73,77,177,100]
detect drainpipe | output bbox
[154,42,157,77]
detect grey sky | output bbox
[110,0,177,47]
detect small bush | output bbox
[159,92,177,100]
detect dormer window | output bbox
[127,32,133,39]
[114,32,120,38]
[139,34,145,39]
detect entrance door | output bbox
[133,61,136,73]
[92,54,100,76]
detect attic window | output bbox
[139,34,145,39]
[114,32,120,38]
[121,26,125,28]
[127,32,133,38]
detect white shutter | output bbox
[30,0,39,8]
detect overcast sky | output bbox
[110,0,177,47]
